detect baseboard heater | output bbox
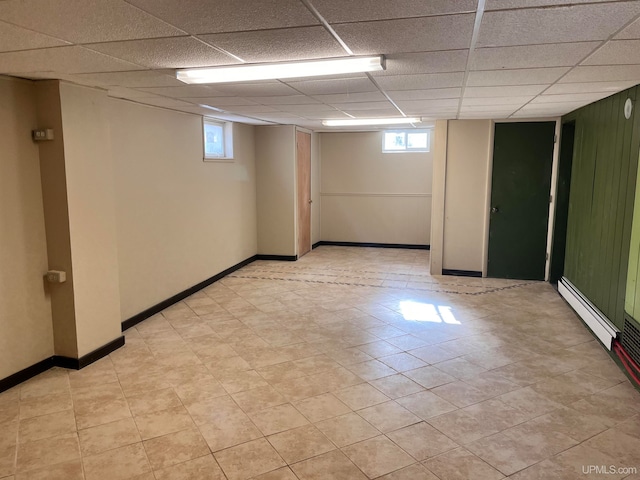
[558,277,619,350]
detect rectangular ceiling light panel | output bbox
[322,117,422,126]
[177,55,385,84]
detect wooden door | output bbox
[296,131,312,258]
[487,122,555,280]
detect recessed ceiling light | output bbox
[177,55,385,84]
[322,117,422,127]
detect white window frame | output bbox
[203,117,234,162]
[382,129,430,153]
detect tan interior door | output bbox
[296,131,312,258]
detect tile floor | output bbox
[1,246,640,479]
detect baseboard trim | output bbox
[315,241,430,250]
[122,255,258,331]
[0,336,126,394]
[312,241,322,250]
[558,277,619,350]
[442,269,482,278]
[256,255,298,261]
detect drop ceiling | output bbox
[2,0,640,128]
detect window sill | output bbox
[204,157,235,163]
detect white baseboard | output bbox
[558,277,619,350]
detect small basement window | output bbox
[382,129,430,153]
[203,118,234,161]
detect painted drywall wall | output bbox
[111,100,258,320]
[255,125,297,256]
[0,76,54,378]
[58,83,122,356]
[320,131,432,245]
[442,120,492,273]
[311,131,321,246]
[563,86,640,329]
[430,120,448,274]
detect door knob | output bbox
[491,206,499,213]
[308,200,313,204]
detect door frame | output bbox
[481,117,561,280]
[295,127,313,258]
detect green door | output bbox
[487,122,556,280]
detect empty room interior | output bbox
[5,0,640,479]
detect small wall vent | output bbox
[622,316,640,367]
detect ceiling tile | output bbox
[616,16,640,40]
[459,112,512,119]
[459,105,520,113]
[252,111,307,119]
[466,67,569,86]
[278,104,340,113]
[486,0,618,9]
[302,111,351,119]
[386,88,462,100]
[107,87,160,99]
[0,46,142,74]
[286,77,377,95]
[200,112,275,124]
[71,70,183,88]
[374,73,464,90]
[378,50,468,76]
[462,96,534,105]
[187,96,260,106]
[0,20,69,52]
[86,37,238,69]
[136,85,226,98]
[334,14,475,54]
[472,42,598,70]
[582,40,640,65]
[530,92,613,103]
[136,97,196,108]
[126,0,318,34]
[200,26,346,63]
[311,0,476,22]
[329,101,394,111]
[311,91,387,103]
[0,0,182,43]
[518,101,587,111]
[559,64,640,82]
[396,98,460,109]
[224,105,281,113]
[464,85,548,96]
[213,82,300,96]
[478,3,640,47]
[250,95,320,105]
[545,81,636,94]
[344,108,404,117]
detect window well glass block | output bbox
[204,122,224,157]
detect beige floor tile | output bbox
[133,405,194,440]
[267,424,335,464]
[0,445,15,478]
[343,435,415,478]
[231,385,287,414]
[126,388,182,417]
[143,427,209,470]
[16,433,80,473]
[248,404,309,436]
[409,345,460,364]
[14,459,84,480]
[347,360,397,381]
[423,447,505,480]
[334,383,389,410]
[153,454,226,480]
[430,381,494,408]
[219,370,269,395]
[379,352,428,372]
[497,386,563,419]
[387,422,459,461]
[357,341,403,358]
[523,405,608,442]
[403,366,456,389]
[506,459,578,480]
[83,442,151,480]
[214,438,285,480]
[75,398,132,430]
[396,391,458,419]
[370,374,425,399]
[0,421,18,450]
[173,378,227,404]
[18,394,72,420]
[182,394,240,426]
[198,410,262,452]
[357,401,420,433]
[293,393,351,423]
[584,428,640,466]
[20,375,69,400]
[377,463,440,479]
[552,444,627,480]
[290,449,368,480]
[17,410,76,444]
[315,412,380,447]
[434,357,488,380]
[78,417,141,456]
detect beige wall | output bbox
[0,76,54,378]
[442,120,492,273]
[111,100,258,320]
[320,131,432,245]
[255,125,296,256]
[59,83,122,356]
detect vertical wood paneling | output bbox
[563,86,640,329]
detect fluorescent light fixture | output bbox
[322,117,422,127]
[177,55,385,84]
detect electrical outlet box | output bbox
[46,270,66,283]
[32,129,54,142]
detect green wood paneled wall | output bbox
[563,86,640,330]
[625,153,640,321]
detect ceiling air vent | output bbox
[621,316,640,367]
